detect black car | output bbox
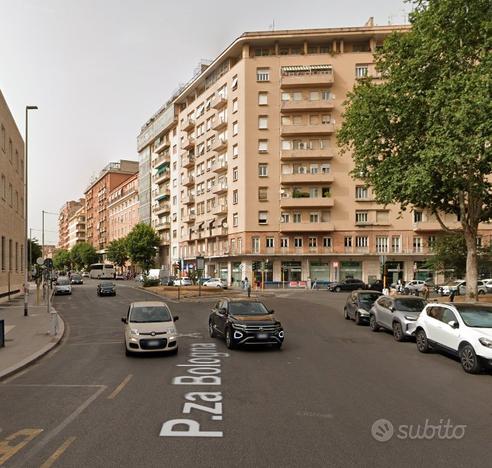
[367,279,384,292]
[70,274,83,285]
[97,281,116,296]
[208,298,284,349]
[329,278,367,292]
[344,290,383,325]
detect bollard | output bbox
[0,319,5,347]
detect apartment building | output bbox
[67,204,86,249]
[108,173,139,242]
[84,160,138,253]
[58,198,84,250]
[138,21,492,285]
[0,89,25,297]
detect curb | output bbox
[0,309,66,381]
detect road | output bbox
[1,280,492,467]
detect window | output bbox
[428,236,436,250]
[308,237,317,248]
[258,211,268,225]
[233,121,239,136]
[355,211,368,223]
[8,139,12,162]
[356,236,369,248]
[309,91,320,101]
[258,92,268,105]
[1,174,5,200]
[232,144,239,158]
[233,166,238,181]
[355,186,368,199]
[233,212,238,227]
[293,213,301,223]
[258,163,268,177]
[391,236,401,253]
[1,236,4,270]
[344,236,353,248]
[280,237,289,248]
[232,98,238,113]
[266,237,274,248]
[258,187,268,201]
[309,213,319,223]
[258,116,268,129]
[1,125,5,152]
[252,237,260,253]
[233,189,238,204]
[258,140,268,153]
[376,236,388,253]
[294,237,303,248]
[232,75,238,91]
[355,65,369,78]
[413,236,423,253]
[323,237,332,248]
[256,68,270,81]
[413,210,423,223]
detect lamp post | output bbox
[24,105,38,317]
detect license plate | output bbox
[147,340,160,346]
[257,333,268,339]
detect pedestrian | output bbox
[449,289,456,303]
[230,276,234,287]
[244,277,251,297]
[312,278,317,289]
[422,284,429,300]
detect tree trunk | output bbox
[464,226,478,301]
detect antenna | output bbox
[269,19,275,31]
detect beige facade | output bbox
[67,205,86,249]
[138,22,492,285]
[58,198,84,250]
[0,90,25,296]
[108,173,139,242]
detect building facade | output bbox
[84,160,138,254]
[108,173,139,242]
[138,21,492,285]
[58,199,84,250]
[67,205,86,249]
[0,90,25,297]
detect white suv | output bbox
[415,302,492,373]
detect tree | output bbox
[27,238,42,266]
[53,249,71,271]
[106,238,129,270]
[70,242,98,270]
[426,235,468,279]
[126,223,160,273]
[338,0,492,300]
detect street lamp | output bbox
[24,105,38,317]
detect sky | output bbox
[0,0,408,245]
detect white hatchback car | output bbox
[122,301,179,355]
[203,278,227,289]
[173,278,193,286]
[415,302,492,373]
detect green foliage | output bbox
[425,234,468,278]
[53,249,71,271]
[126,223,160,273]
[28,238,42,265]
[106,238,129,268]
[70,242,98,269]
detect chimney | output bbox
[365,17,374,27]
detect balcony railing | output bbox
[281,172,334,184]
[211,95,227,109]
[212,117,227,131]
[280,197,334,208]
[182,153,195,168]
[212,204,228,216]
[182,118,195,132]
[281,99,334,112]
[212,160,228,173]
[281,68,334,88]
[280,123,335,136]
[182,175,195,187]
[212,137,228,153]
[182,194,195,205]
[182,136,195,150]
[212,184,228,195]
[280,149,335,160]
[280,222,334,232]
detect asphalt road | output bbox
[1,281,492,467]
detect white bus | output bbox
[89,263,115,279]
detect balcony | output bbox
[281,70,334,88]
[182,213,196,224]
[281,172,334,184]
[154,139,170,154]
[154,188,170,200]
[182,153,195,168]
[182,175,195,187]
[212,117,228,132]
[280,197,334,208]
[212,204,228,216]
[154,154,170,169]
[154,170,170,185]
[212,160,228,174]
[212,225,228,237]
[155,221,171,231]
[212,95,227,110]
[212,137,228,153]
[281,99,334,112]
[182,118,195,132]
[182,194,195,205]
[280,149,335,160]
[280,222,334,232]
[153,203,170,215]
[212,184,228,195]
[182,136,195,150]
[412,221,442,232]
[281,123,335,136]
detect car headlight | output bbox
[130,328,140,336]
[357,308,369,315]
[404,315,418,321]
[232,323,246,330]
[479,337,492,348]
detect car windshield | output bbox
[229,302,269,315]
[358,293,381,304]
[100,282,114,287]
[72,275,81,280]
[394,299,427,312]
[130,306,172,323]
[456,305,492,328]
[57,279,69,285]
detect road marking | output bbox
[39,436,76,468]
[0,428,43,465]
[107,374,133,400]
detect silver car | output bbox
[369,295,427,341]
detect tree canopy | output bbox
[70,242,98,269]
[338,0,492,299]
[106,238,129,269]
[53,249,71,271]
[27,238,42,265]
[126,223,160,273]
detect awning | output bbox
[207,219,215,228]
[197,222,204,230]
[310,64,333,71]
[281,64,332,72]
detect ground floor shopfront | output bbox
[201,255,439,287]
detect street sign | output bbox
[36,257,44,266]
[196,256,205,271]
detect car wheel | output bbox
[459,344,482,374]
[393,322,405,342]
[369,315,380,332]
[478,290,486,295]
[225,328,235,349]
[343,308,350,320]
[416,329,431,353]
[355,312,363,326]
[209,321,217,338]
[335,286,341,293]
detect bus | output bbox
[89,263,115,279]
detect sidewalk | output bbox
[0,283,65,380]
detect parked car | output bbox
[197,277,211,285]
[115,274,126,280]
[70,274,83,285]
[440,280,465,296]
[122,301,179,355]
[370,296,428,341]
[482,279,492,293]
[457,281,487,296]
[203,278,228,289]
[367,280,384,292]
[403,280,427,293]
[209,298,284,349]
[54,278,72,295]
[97,281,116,296]
[81,272,90,278]
[173,278,193,286]
[344,290,383,325]
[328,278,366,292]
[415,302,492,373]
